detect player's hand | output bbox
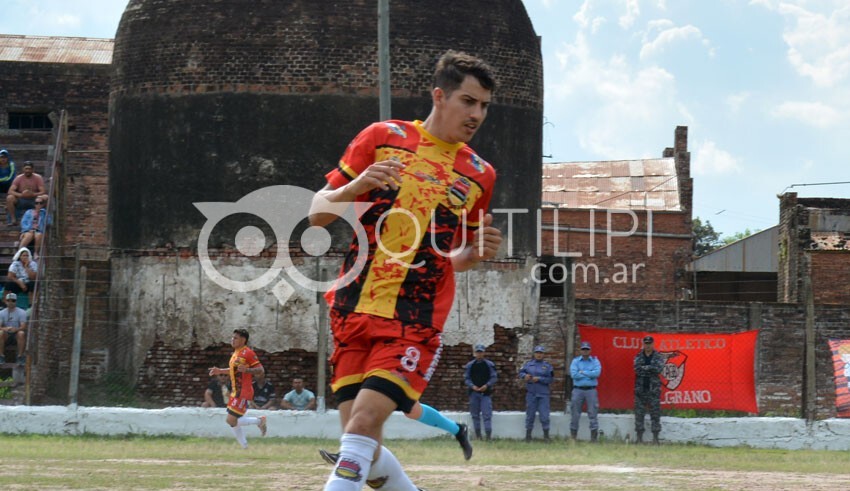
[237,364,248,373]
[470,213,502,261]
[208,367,217,376]
[346,158,405,195]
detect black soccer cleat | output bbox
[455,423,473,460]
[319,448,339,465]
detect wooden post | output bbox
[803,253,816,421]
[68,266,87,407]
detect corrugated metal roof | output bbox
[0,35,113,64]
[687,226,779,273]
[809,232,850,251]
[542,158,681,211]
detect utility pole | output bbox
[378,0,391,120]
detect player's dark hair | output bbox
[233,329,250,342]
[434,50,495,95]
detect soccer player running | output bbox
[310,50,502,491]
[208,329,268,449]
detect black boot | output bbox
[475,428,482,439]
[525,429,532,442]
[543,429,551,443]
[485,430,491,441]
[652,432,660,445]
[590,430,598,443]
[636,431,644,444]
[570,429,577,440]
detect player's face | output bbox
[230,332,246,349]
[434,75,491,144]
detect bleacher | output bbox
[0,145,52,388]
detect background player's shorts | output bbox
[227,396,249,417]
[330,310,442,413]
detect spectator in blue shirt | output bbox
[19,197,48,256]
[570,341,602,442]
[464,344,498,440]
[0,149,15,195]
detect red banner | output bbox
[578,325,759,413]
[828,339,850,418]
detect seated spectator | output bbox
[0,292,27,366]
[19,197,48,257]
[280,377,316,410]
[6,161,45,226]
[249,371,277,410]
[202,373,231,408]
[0,149,16,195]
[5,247,37,296]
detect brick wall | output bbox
[810,252,850,304]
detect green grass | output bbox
[1,434,849,490]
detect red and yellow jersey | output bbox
[228,346,261,401]
[324,120,496,330]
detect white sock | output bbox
[365,446,417,490]
[230,426,248,449]
[237,417,260,426]
[324,433,379,490]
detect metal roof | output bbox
[542,158,681,211]
[687,226,779,273]
[0,35,113,64]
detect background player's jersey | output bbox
[325,120,496,330]
[228,346,260,400]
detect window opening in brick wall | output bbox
[8,112,54,131]
[538,256,571,298]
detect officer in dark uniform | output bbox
[633,335,665,444]
[464,344,498,440]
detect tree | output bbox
[722,228,760,246]
[692,217,722,257]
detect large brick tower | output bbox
[109,0,543,253]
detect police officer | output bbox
[464,344,498,440]
[634,335,665,444]
[519,345,554,442]
[570,340,601,442]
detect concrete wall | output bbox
[3,406,850,451]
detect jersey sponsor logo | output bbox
[448,177,471,208]
[335,458,363,482]
[385,122,407,139]
[470,153,484,172]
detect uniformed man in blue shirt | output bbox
[519,345,554,442]
[464,344,498,440]
[570,341,602,442]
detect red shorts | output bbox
[227,396,249,417]
[330,310,443,412]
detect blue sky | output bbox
[3,0,848,237]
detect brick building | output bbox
[538,126,694,300]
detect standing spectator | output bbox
[280,377,316,410]
[464,344,498,440]
[570,341,602,442]
[634,335,665,444]
[5,162,45,226]
[202,373,231,408]
[0,292,27,366]
[250,370,277,410]
[0,149,16,195]
[519,345,554,442]
[310,50,500,490]
[5,247,37,296]
[208,329,268,448]
[19,197,48,256]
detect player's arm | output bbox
[451,213,502,272]
[208,367,227,376]
[308,158,405,227]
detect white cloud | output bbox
[725,92,751,113]
[640,24,709,60]
[771,101,843,128]
[619,0,640,29]
[573,0,592,28]
[767,2,850,87]
[693,140,742,175]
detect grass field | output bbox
[2,433,849,490]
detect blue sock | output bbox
[416,403,460,435]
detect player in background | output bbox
[209,328,268,448]
[310,50,502,491]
